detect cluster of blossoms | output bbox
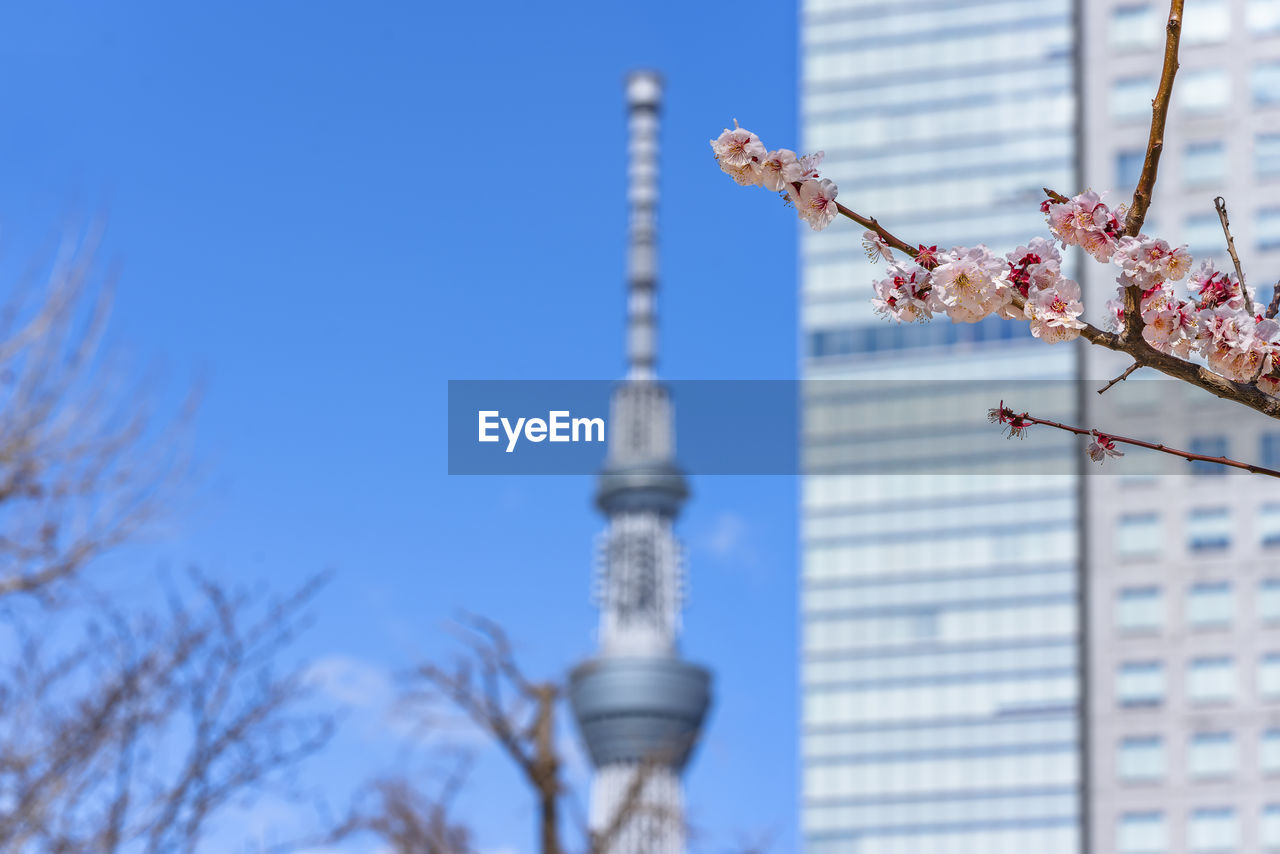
[712,125,1280,406]
[867,237,1087,344]
[710,124,838,230]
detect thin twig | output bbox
[993,404,1280,478]
[1267,280,1280,319]
[1214,196,1254,315]
[1097,361,1142,395]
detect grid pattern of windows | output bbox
[799,2,1079,849]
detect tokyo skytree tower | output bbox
[568,71,712,854]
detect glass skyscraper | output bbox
[800,2,1081,851]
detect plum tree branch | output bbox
[993,403,1280,477]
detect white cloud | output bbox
[305,655,395,712]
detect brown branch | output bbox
[832,201,918,259]
[1119,0,1184,346]
[1269,281,1280,319]
[1125,0,1183,239]
[995,404,1280,478]
[1098,361,1143,395]
[1214,196,1254,315]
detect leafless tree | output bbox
[0,231,332,853]
[327,616,706,854]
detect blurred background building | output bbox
[800,0,1280,852]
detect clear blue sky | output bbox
[0,3,800,852]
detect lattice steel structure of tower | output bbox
[568,71,712,854]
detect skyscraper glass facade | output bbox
[799,1,1081,851]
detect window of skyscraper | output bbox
[1188,656,1236,704]
[1118,735,1165,781]
[1261,578,1280,620]
[1264,805,1280,849]
[1117,586,1163,632]
[1259,134,1280,178]
[1190,436,1229,474]
[1180,68,1231,112]
[1189,807,1238,852]
[1255,63,1280,104]
[1187,510,1232,553]
[1188,580,1234,626]
[1118,661,1166,706]
[1251,0,1280,31]
[1263,730,1280,774]
[1260,208,1280,250]
[1118,812,1167,853]
[1111,5,1161,46]
[1184,140,1226,185]
[1189,731,1237,778]
[1263,508,1280,549]
[1184,0,1232,41]
[1117,149,1145,187]
[1264,433,1280,469]
[1117,513,1163,558]
[1261,654,1280,699]
[1114,76,1159,118]
[1187,214,1228,260]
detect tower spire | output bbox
[625,70,661,380]
[568,71,711,854]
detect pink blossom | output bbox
[863,230,894,262]
[930,246,1011,323]
[1188,261,1246,312]
[1086,432,1124,463]
[871,264,935,322]
[759,149,797,192]
[1025,279,1085,343]
[1115,236,1191,288]
[1045,191,1124,262]
[710,124,766,186]
[797,178,839,231]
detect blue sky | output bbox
[0,3,801,851]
